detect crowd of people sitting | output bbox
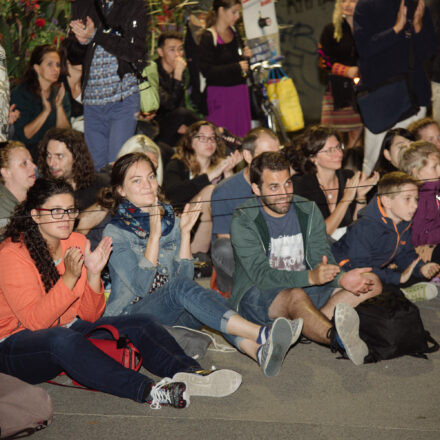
[0,0,439,431]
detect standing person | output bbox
[0,142,36,235]
[0,43,20,144]
[10,45,70,161]
[67,0,147,171]
[199,0,252,137]
[318,0,363,148]
[0,178,244,409]
[354,0,437,176]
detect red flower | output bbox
[35,18,45,27]
[53,35,64,45]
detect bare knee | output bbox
[269,288,311,319]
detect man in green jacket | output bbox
[230,152,382,365]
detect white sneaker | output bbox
[401,282,438,302]
[172,368,242,398]
[334,303,368,366]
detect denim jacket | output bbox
[103,217,193,316]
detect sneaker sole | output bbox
[262,317,294,377]
[172,369,242,398]
[334,303,368,366]
[401,282,439,302]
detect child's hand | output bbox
[415,245,435,263]
[400,257,421,283]
[420,262,440,280]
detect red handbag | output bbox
[48,324,142,390]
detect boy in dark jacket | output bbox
[332,172,440,300]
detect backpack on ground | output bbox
[355,288,439,363]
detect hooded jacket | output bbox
[331,196,424,285]
[229,195,342,310]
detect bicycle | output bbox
[249,58,290,145]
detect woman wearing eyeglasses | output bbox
[164,120,241,254]
[0,178,249,408]
[294,125,378,240]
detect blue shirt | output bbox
[211,169,252,237]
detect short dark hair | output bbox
[38,128,96,190]
[241,127,278,156]
[378,171,418,199]
[158,31,184,48]
[250,152,290,187]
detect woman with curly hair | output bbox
[318,0,362,148]
[0,177,246,409]
[164,120,241,253]
[11,45,71,160]
[101,152,301,377]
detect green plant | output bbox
[0,0,70,79]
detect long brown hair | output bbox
[21,44,62,97]
[174,121,226,175]
[206,0,242,27]
[97,152,166,214]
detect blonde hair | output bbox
[398,141,440,178]
[333,0,344,42]
[117,135,163,185]
[0,141,28,183]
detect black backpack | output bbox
[355,288,439,363]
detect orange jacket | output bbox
[0,232,105,339]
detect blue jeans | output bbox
[122,276,241,347]
[0,315,200,402]
[84,92,140,171]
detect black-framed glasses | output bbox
[35,207,80,220]
[194,135,218,144]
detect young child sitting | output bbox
[399,141,440,265]
[408,117,440,151]
[331,172,440,301]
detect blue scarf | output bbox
[110,199,175,239]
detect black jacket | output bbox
[354,0,437,106]
[199,28,245,87]
[65,0,147,92]
[156,58,185,116]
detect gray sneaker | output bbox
[401,282,438,302]
[260,317,298,377]
[334,303,368,366]
[172,368,242,398]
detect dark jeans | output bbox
[0,315,200,402]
